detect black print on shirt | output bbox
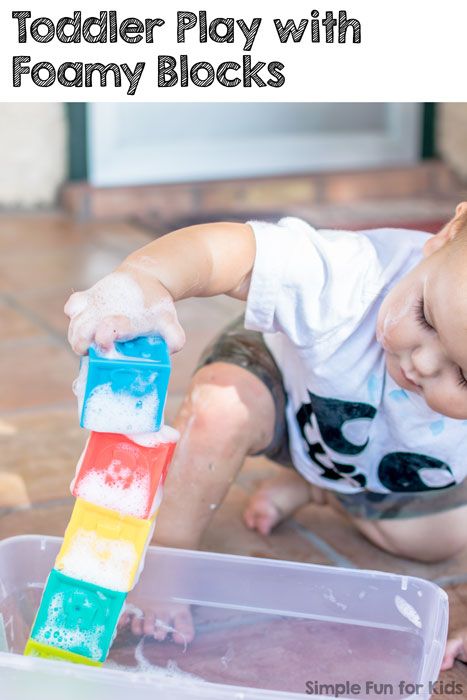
[378,452,455,492]
[296,391,455,492]
[297,393,372,488]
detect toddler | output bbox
[66,203,467,666]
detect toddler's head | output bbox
[377,203,467,418]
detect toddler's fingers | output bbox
[94,315,133,351]
[154,305,186,354]
[172,608,195,645]
[64,291,88,318]
[152,613,171,641]
[131,614,144,637]
[118,611,130,629]
[68,316,98,356]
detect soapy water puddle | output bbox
[2,587,423,698]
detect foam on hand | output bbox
[67,272,185,354]
[73,356,89,418]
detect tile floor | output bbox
[1,204,467,695]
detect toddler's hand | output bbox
[65,269,185,356]
[119,601,194,647]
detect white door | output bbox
[88,103,422,187]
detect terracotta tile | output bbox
[0,503,73,539]
[62,163,461,222]
[83,220,152,255]
[437,665,467,699]
[12,287,71,339]
[0,300,43,341]
[0,337,76,412]
[293,502,437,577]
[90,183,197,221]
[0,472,30,508]
[200,483,330,565]
[0,243,122,295]
[164,392,184,424]
[321,165,438,204]
[1,408,84,505]
[236,456,284,493]
[169,297,245,394]
[446,585,467,636]
[0,213,85,255]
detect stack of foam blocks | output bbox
[24,336,177,666]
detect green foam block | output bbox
[27,569,126,664]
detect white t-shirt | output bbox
[245,217,467,495]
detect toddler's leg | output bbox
[155,361,275,549]
[349,504,467,563]
[244,470,319,535]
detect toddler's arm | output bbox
[65,223,255,355]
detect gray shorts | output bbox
[198,316,467,520]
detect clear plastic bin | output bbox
[0,535,448,700]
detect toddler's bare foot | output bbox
[244,489,283,535]
[243,470,315,536]
[119,601,194,646]
[442,630,467,670]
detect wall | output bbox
[0,103,67,208]
[438,104,467,181]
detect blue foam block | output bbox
[79,335,170,433]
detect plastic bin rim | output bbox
[0,649,340,700]
[0,534,448,598]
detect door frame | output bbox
[68,103,434,186]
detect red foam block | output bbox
[72,432,176,519]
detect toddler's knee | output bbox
[182,364,258,441]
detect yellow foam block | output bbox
[24,639,102,667]
[55,499,155,592]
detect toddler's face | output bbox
[376,205,467,419]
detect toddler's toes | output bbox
[442,636,467,670]
[243,493,281,536]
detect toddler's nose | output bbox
[411,345,442,378]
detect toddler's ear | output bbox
[423,202,467,257]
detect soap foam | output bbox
[67,272,185,354]
[72,356,89,418]
[59,531,139,591]
[82,383,159,434]
[126,426,180,447]
[35,592,104,661]
[105,636,204,684]
[75,469,153,519]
